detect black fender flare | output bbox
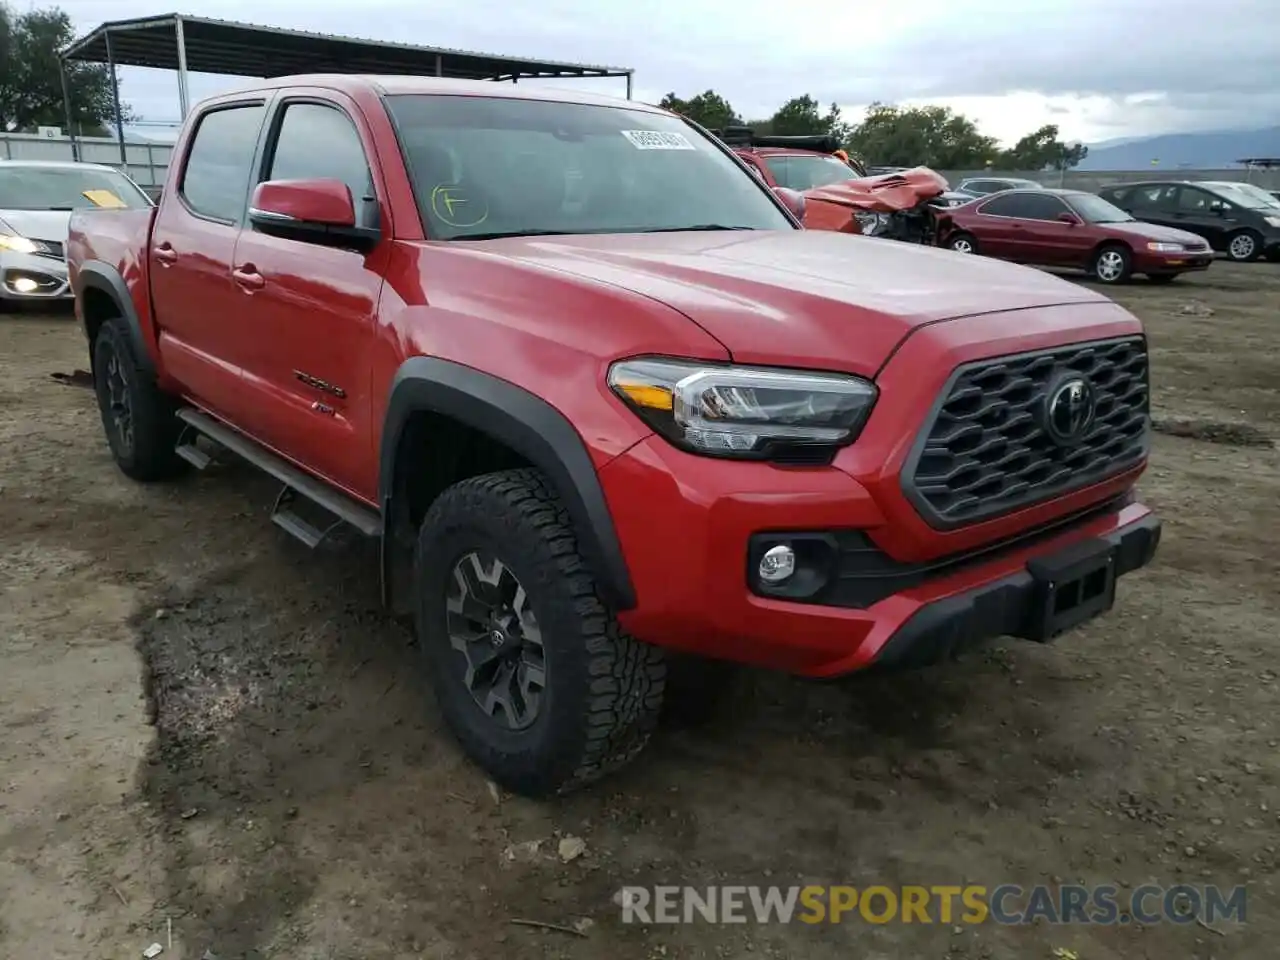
[378,357,636,611]
[74,259,156,378]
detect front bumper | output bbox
[1134,248,1213,273]
[0,251,71,301]
[601,435,1159,678]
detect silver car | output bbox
[0,160,153,309]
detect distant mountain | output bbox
[1078,126,1280,171]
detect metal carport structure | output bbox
[59,12,635,164]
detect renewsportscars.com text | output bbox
[618,884,1247,926]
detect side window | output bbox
[1019,194,1069,220]
[1104,186,1131,205]
[1175,187,1218,214]
[180,103,267,223]
[979,193,1033,217]
[763,157,790,188]
[1128,185,1167,210]
[265,102,376,227]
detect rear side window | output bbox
[980,192,1067,220]
[264,102,376,228]
[181,104,266,223]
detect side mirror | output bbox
[773,186,806,221]
[248,178,380,251]
[1057,211,1082,225]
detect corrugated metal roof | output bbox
[62,13,632,82]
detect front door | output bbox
[150,100,269,425]
[230,94,390,502]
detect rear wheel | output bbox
[1226,230,1262,262]
[415,468,666,796]
[948,232,978,254]
[1091,244,1132,284]
[92,316,185,481]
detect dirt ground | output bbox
[2,260,1277,960]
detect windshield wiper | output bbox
[450,229,581,241]
[640,224,758,233]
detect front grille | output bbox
[903,337,1149,528]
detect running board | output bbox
[175,408,382,545]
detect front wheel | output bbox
[415,468,666,797]
[1226,230,1262,262]
[1091,244,1132,284]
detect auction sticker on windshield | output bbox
[622,130,696,151]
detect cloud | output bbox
[57,0,1280,143]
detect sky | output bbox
[53,0,1280,146]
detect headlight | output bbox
[1264,216,1280,228]
[608,358,877,461]
[853,211,889,236]
[1147,241,1184,252]
[0,234,41,255]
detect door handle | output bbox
[153,244,177,265]
[232,265,265,291]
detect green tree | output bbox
[847,103,999,168]
[993,124,1088,171]
[0,3,131,134]
[658,90,739,131]
[768,95,848,140]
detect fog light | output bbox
[758,544,796,584]
[12,277,38,293]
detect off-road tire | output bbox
[92,316,185,481]
[1091,244,1132,284]
[1225,230,1262,263]
[415,467,666,796]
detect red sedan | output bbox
[934,188,1214,283]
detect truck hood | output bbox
[472,230,1111,376]
[0,209,72,244]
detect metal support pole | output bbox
[175,16,191,118]
[435,54,443,77]
[59,59,80,161]
[105,32,127,167]
[625,71,633,100]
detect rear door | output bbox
[230,91,390,500]
[149,99,270,423]
[970,192,1039,258]
[1168,185,1233,250]
[1125,184,1179,229]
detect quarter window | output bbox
[180,103,266,223]
[265,102,376,227]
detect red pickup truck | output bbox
[68,76,1161,797]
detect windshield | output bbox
[0,165,152,211]
[385,95,794,240]
[764,155,859,190]
[1067,193,1134,223]
[1206,182,1280,209]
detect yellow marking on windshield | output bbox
[82,189,127,209]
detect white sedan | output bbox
[1,159,153,310]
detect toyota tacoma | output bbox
[67,76,1161,797]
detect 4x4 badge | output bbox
[1044,376,1096,445]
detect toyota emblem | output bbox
[1044,376,1096,445]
